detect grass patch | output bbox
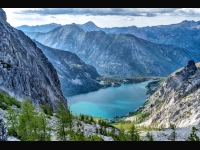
[0,90,21,110]
[133,112,151,124]
[112,122,136,131]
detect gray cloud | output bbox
[14,8,200,17]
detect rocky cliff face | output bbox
[0,117,8,141]
[137,60,200,128]
[34,40,102,96]
[24,24,200,78]
[0,8,67,112]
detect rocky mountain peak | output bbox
[183,60,197,75]
[0,8,6,22]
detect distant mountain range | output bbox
[77,20,200,54]
[17,20,200,54]
[23,24,200,78]
[17,23,62,33]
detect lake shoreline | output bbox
[64,76,165,97]
[66,79,160,120]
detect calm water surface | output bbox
[66,80,152,119]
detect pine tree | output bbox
[37,113,51,141]
[55,100,73,141]
[170,123,176,141]
[128,124,141,141]
[17,98,39,141]
[146,132,154,141]
[4,106,19,137]
[187,127,200,141]
[118,128,128,141]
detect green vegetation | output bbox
[4,106,20,137]
[4,98,51,141]
[187,127,200,141]
[146,132,154,141]
[76,114,95,125]
[170,124,176,141]
[0,91,21,110]
[134,112,151,124]
[55,100,73,141]
[40,102,53,116]
[1,92,148,141]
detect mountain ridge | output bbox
[24,24,200,78]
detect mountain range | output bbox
[17,20,200,54]
[23,24,200,78]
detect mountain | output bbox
[0,8,67,112]
[133,60,200,128]
[76,21,200,54]
[16,23,62,33]
[33,40,102,96]
[24,24,200,78]
[77,21,101,32]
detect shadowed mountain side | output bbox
[25,24,200,78]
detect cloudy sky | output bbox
[3,8,200,28]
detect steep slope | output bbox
[17,23,61,33]
[135,60,200,128]
[0,117,7,141]
[25,24,200,78]
[77,21,200,54]
[33,40,102,96]
[0,8,67,111]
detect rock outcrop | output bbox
[0,8,67,112]
[137,60,200,128]
[0,118,8,141]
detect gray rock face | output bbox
[0,9,6,22]
[34,40,102,96]
[24,24,200,78]
[0,8,67,112]
[137,60,200,128]
[0,118,8,141]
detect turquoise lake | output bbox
[66,80,152,119]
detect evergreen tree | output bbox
[37,113,51,141]
[146,132,154,141]
[187,127,200,141]
[17,98,39,141]
[128,124,141,141]
[39,103,53,116]
[4,106,19,137]
[55,100,73,141]
[118,128,128,141]
[170,123,176,141]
